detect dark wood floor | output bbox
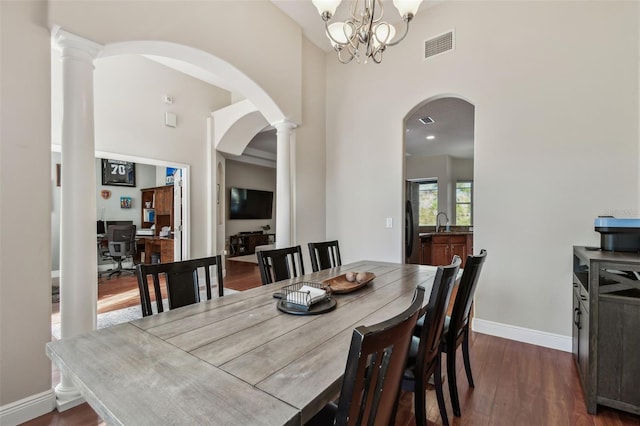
[34,261,640,426]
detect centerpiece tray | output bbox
[323,272,376,294]
[276,281,337,316]
[277,298,337,315]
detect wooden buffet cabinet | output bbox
[572,246,640,415]
[420,232,473,267]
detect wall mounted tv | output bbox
[229,187,274,220]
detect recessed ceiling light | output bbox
[426,135,435,140]
[418,116,435,125]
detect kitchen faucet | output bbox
[436,211,449,232]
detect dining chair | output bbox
[401,256,461,426]
[442,249,487,418]
[308,286,426,426]
[308,240,342,272]
[135,255,224,317]
[256,245,305,285]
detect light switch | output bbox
[386,217,393,228]
[165,112,177,127]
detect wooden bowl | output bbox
[323,272,376,294]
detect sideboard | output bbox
[572,246,640,415]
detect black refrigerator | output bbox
[405,181,421,264]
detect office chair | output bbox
[105,224,137,279]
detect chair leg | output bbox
[447,345,462,417]
[462,327,475,388]
[414,375,428,426]
[434,357,449,426]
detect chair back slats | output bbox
[448,249,487,343]
[334,286,425,426]
[308,240,342,272]
[414,256,461,384]
[165,269,200,310]
[136,255,224,317]
[257,246,305,285]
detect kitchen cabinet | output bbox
[572,246,640,415]
[428,233,471,267]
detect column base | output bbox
[54,382,85,412]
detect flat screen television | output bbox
[229,187,273,220]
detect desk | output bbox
[141,237,173,264]
[46,261,440,425]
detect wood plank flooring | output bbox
[34,262,640,426]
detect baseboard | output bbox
[472,318,572,352]
[0,389,56,426]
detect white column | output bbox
[52,28,101,411]
[273,120,297,248]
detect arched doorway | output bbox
[403,96,475,265]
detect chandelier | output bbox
[312,0,423,64]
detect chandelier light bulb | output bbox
[327,22,352,47]
[392,0,423,19]
[312,0,342,19]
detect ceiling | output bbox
[404,98,474,159]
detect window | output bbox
[418,181,438,226]
[456,181,473,225]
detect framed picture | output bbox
[120,197,132,209]
[102,159,136,187]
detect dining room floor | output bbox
[39,262,640,426]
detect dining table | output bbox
[46,260,443,425]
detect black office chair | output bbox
[307,286,426,426]
[308,240,342,272]
[135,255,224,317]
[401,256,461,426]
[105,224,137,279]
[442,249,487,418]
[256,245,305,285]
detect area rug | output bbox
[51,287,237,340]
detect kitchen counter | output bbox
[420,231,473,240]
[419,232,474,267]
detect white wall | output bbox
[225,159,276,239]
[326,1,639,340]
[85,55,229,259]
[0,0,53,411]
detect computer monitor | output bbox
[106,220,134,230]
[97,220,106,235]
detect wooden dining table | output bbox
[46,260,442,425]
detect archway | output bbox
[402,96,475,265]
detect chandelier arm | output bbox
[371,0,385,24]
[386,18,411,47]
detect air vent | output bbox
[418,116,435,125]
[424,30,454,60]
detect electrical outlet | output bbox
[386,217,393,228]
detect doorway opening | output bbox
[403,97,475,265]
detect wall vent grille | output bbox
[424,30,454,60]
